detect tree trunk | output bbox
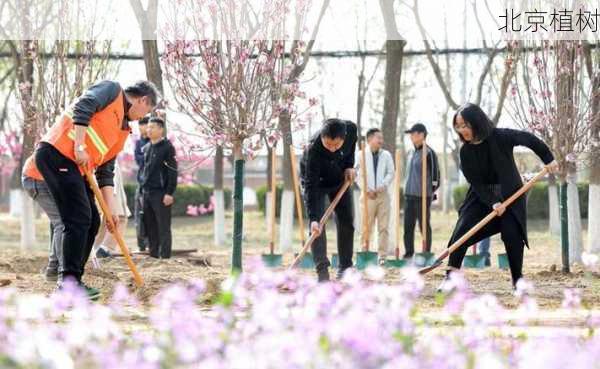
[16,40,38,249]
[548,174,560,236]
[278,111,295,251]
[380,40,406,154]
[231,142,245,272]
[21,194,36,250]
[356,58,366,136]
[588,56,600,253]
[265,145,273,230]
[567,170,583,264]
[213,146,225,247]
[141,40,164,94]
[559,181,570,273]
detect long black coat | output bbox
[458,128,554,246]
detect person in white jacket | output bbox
[93,159,131,258]
[355,128,395,264]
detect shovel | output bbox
[419,167,549,275]
[84,169,143,287]
[289,180,351,269]
[356,141,377,269]
[289,145,314,268]
[262,145,283,267]
[414,139,434,267]
[385,149,407,268]
[463,244,487,268]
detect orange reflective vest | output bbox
[24,91,130,180]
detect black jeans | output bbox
[403,195,432,256]
[134,186,148,251]
[35,143,100,281]
[143,191,173,258]
[306,184,354,273]
[448,201,525,285]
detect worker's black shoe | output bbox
[317,268,330,283]
[43,266,59,282]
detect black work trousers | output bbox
[306,184,354,273]
[134,186,148,251]
[448,201,525,285]
[403,195,432,256]
[143,191,173,258]
[35,143,100,281]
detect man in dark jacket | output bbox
[134,116,150,251]
[403,123,440,258]
[300,118,357,282]
[141,117,178,259]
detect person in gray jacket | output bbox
[354,128,395,264]
[403,123,440,258]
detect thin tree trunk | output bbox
[213,146,225,247]
[588,48,600,253]
[231,141,245,272]
[15,39,38,249]
[567,170,583,264]
[380,40,406,154]
[265,145,273,229]
[278,111,294,251]
[21,195,36,250]
[141,40,164,94]
[548,174,560,236]
[559,181,570,273]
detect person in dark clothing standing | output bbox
[440,103,559,290]
[402,123,440,259]
[300,118,357,282]
[141,117,178,259]
[134,116,150,251]
[26,80,159,299]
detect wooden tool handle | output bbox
[421,140,427,252]
[269,144,277,254]
[394,149,402,258]
[84,169,144,286]
[289,145,306,244]
[360,141,369,251]
[418,167,549,275]
[288,180,351,269]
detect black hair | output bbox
[138,115,150,125]
[320,118,347,140]
[366,128,381,138]
[124,80,160,107]
[452,103,495,143]
[148,116,165,129]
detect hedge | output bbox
[256,184,306,218]
[124,183,231,217]
[452,182,589,219]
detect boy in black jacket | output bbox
[300,118,357,282]
[141,117,178,258]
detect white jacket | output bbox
[354,148,395,191]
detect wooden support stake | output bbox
[289,145,306,245]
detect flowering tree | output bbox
[274,0,329,252]
[582,40,600,255]
[0,0,116,249]
[162,0,314,271]
[506,40,596,271]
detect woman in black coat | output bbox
[442,103,559,289]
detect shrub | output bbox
[452,182,589,219]
[124,183,231,217]
[256,183,307,218]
